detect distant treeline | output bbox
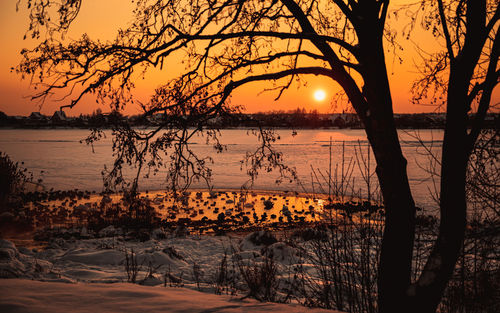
[0,109,498,129]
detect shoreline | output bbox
[4,187,383,248]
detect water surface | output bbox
[0,128,443,208]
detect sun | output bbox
[313,89,327,102]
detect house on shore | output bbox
[51,110,68,125]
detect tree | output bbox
[404,1,499,311]
[15,0,498,312]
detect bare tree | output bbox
[403,1,499,311]
[14,0,498,312]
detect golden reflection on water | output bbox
[26,189,335,229]
[20,188,384,243]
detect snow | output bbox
[0,233,341,312]
[0,279,337,313]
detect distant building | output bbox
[29,112,46,120]
[0,111,8,120]
[207,116,223,126]
[329,113,360,128]
[51,110,68,122]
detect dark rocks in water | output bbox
[214,228,226,236]
[260,212,268,222]
[263,199,274,210]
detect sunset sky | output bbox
[0,0,497,117]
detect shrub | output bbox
[0,152,29,200]
[124,248,141,283]
[235,249,280,302]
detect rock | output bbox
[101,195,112,204]
[73,204,89,214]
[281,205,291,217]
[153,196,164,204]
[263,199,274,210]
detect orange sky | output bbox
[0,0,497,116]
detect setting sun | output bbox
[313,89,327,102]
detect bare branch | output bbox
[438,0,456,60]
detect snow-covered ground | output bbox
[0,279,336,313]
[0,231,302,284]
[0,231,340,312]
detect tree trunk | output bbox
[354,32,417,313]
[408,65,469,313]
[405,1,489,309]
[370,121,417,313]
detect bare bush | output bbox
[234,249,280,302]
[192,262,203,291]
[296,213,382,313]
[124,248,141,283]
[213,250,236,295]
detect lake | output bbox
[0,128,443,209]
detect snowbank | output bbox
[0,233,336,312]
[0,279,337,313]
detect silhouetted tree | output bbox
[404,1,499,311]
[15,0,498,312]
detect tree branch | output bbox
[467,29,500,151]
[438,0,456,60]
